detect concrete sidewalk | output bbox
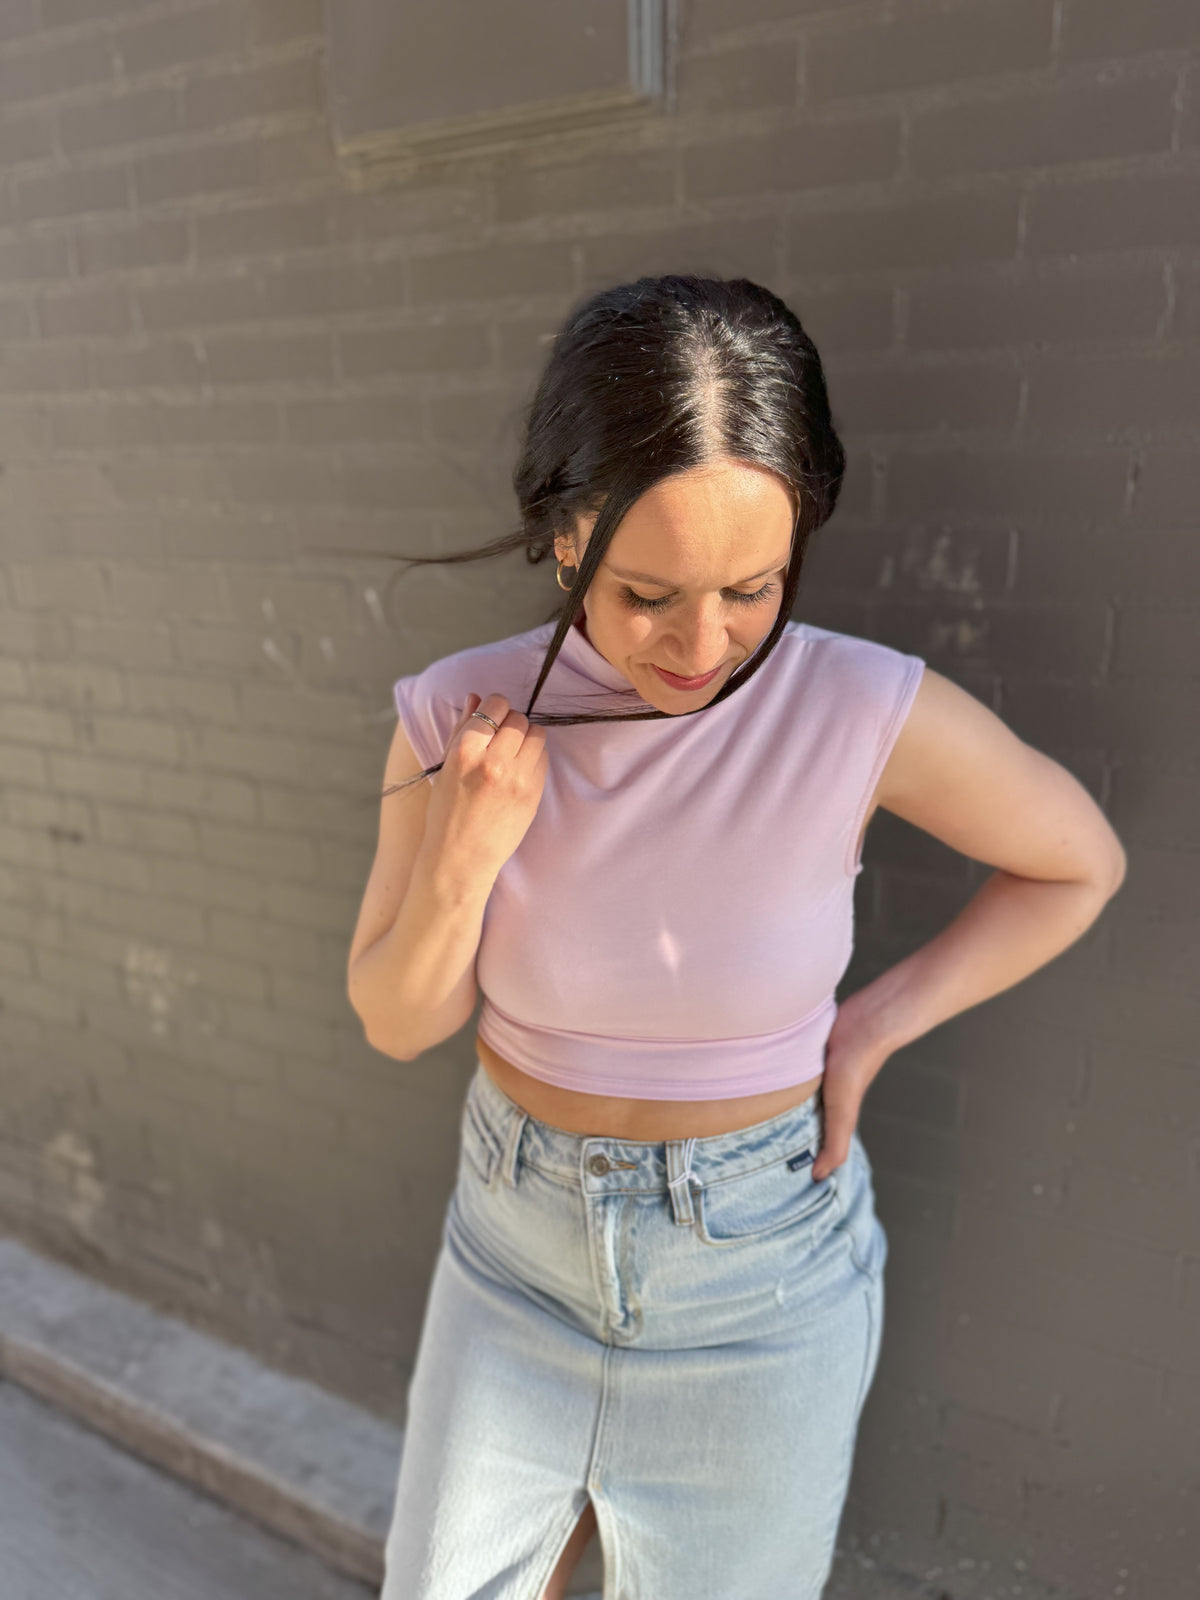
[0,1234,1029,1600]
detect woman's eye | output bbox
[618,583,778,613]
[619,588,671,612]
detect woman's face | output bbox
[554,457,796,714]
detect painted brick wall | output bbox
[0,3,1195,1595]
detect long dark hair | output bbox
[377,275,846,798]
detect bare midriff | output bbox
[470,809,879,1140]
[474,1033,824,1141]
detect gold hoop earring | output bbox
[556,559,576,592]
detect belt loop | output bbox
[666,1136,699,1226]
[499,1107,529,1189]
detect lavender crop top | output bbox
[393,615,925,1100]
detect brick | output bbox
[337,320,490,378]
[0,702,76,747]
[678,40,798,113]
[886,447,1129,523]
[578,216,781,296]
[1109,761,1200,850]
[872,1167,955,1240]
[136,273,263,332]
[0,32,115,107]
[124,671,238,725]
[58,84,182,153]
[93,339,205,389]
[221,572,349,631]
[829,361,1020,433]
[1129,447,1200,524]
[1060,1156,1197,1250]
[51,400,163,450]
[77,216,191,275]
[908,264,1165,351]
[88,713,181,764]
[409,238,575,305]
[0,973,81,1024]
[426,388,524,451]
[244,0,323,47]
[784,188,1021,275]
[182,54,323,131]
[110,4,245,78]
[0,106,57,165]
[0,300,34,340]
[1026,169,1200,256]
[1170,260,1200,338]
[1026,352,1200,432]
[11,560,107,612]
[283,395,422,445]
[95,806,193,870]
[16,162,130,223]
[200,328,333,384]
[1113,605,1195,679]
[1059,0,1200,61]
[41,0,161,23]
[194,818,317,881]
[1008,524,1126,602]
[806,0,1053,103]
[106,566,228,623]
[194,196,330,260]
[494,148,678,223]
[38,283,133,339]
[773,281,895,353]
[26,658,123,710]
[35,947,124,1001]
[0,0,38,43]
[211,451,342,508]
[101,453,216,504]
[254,255,407,319]
[682,112,899,202]
[133,138,263,207]
[146,766,255,822]
[1003,673,1196,757]
[329,179,493,242]
[910,70,1176,177]
[688,0,847,34]
[337,453,492,511]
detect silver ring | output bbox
[470,710,501,732]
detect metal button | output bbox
[587,1153,611,1176]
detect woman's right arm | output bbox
[346,692,547,1061]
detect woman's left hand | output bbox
[810,995,894,1182]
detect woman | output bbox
[347,277,1126,1600]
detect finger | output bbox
[518,721,548,756]
[456,693,508,739]
[812,1104,857,1181]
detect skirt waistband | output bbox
[466,1057,824,1226]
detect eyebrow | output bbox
[605,558,790,588]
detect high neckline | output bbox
[556,613,644,695]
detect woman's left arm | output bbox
[812,667,1128,1182]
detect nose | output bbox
[661,602,729,677]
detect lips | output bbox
[652,662,724,690]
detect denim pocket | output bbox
[694,1141,839,1247]
[460,1093,501,1187]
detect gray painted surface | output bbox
[0,1380,373,1600]
[0,2,1195,1596]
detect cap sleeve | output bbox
[393,667,456,774]
[844,646,926,877]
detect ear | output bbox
[552,532,577,566]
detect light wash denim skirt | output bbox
[380,1058,887,1600]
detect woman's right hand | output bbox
[420,692,549,884]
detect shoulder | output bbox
[397,622,550,701]
[776,619,925,710]
[392,622,551,769]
